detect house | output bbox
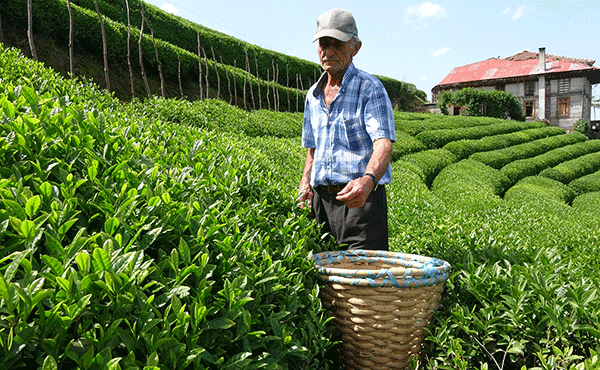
[432,48,600,131]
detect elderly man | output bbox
[297,8,395,251]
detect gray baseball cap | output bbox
[312,8,358,43]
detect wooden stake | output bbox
[27,0,37,61]
[139,1,151,98]
[145,18,164,98]
[211,47,219,99]
[125,0,134,98]
[221,56,231,104]
[197,32,203,99]
[178,54,183,97]
[94,1,110,92]
[202,47,209,98]
[67,0,74,76]
[254,50,261,110]
[233,59,237,106]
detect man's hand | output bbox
[336,175,375,209]
[296,186,313,210]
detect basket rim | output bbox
[313,250,451,288]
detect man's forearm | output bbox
[364,138,392,182]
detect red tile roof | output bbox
[435,50,600,89]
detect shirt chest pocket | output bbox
[335,117,365,148]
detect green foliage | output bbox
[572,191,600,212]
[539,151,600,184]
[394,111,495,136]
[500,139,600,186]
[569,170,600,195]
[391,131,427,161]
[4,46,600,370]
[573,119,589,136]
[431,159,508,210]
[0,46,334,369]
[443,126,565,160]
[504,176,576,205]
[416,121,544,149]
[437,87,526,121]
[470,132,587,169]
[397,149,457,187]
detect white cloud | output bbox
[160,4,178,15]
[404,2,448,21]
[512,6,526,20]
[503,7,511,15]
[431,47,451,57]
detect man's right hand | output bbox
[296,186,313,210]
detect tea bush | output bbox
[0,46,335,369]
[415,121,544,149]
[395,112,497,136]
[3,44,600,370]
[443,126,565,160]
[504,176,576,205]
[470,132,587,169]
[569,170,600,195]
[396,149,457,186]
[539,151,600,184]
[431,159,508,210]
[500,139,600,185]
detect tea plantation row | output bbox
[1,45,600,370]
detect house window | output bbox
[525,81,536,96]
[524,100,535,118]
[557,97,570,117]
[558,79,570,94]
[496,84,505,91]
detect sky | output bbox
[143,0,600,117]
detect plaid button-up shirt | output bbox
[302,63,395,187]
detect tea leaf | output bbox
[104,217,120,235]
[25,195,41,218]
[208,317,235,330]
[42,355,58,370]
[41,255,64,277]
[92,248,110,272]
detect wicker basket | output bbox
[313,250,451,370]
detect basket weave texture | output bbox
[313,250,451,370]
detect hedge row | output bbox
[569,170,600,195]
[539,151,600,184]
[397,149,457,187]
[504,176,576,205]
[572,191,600,212]
[126,97,303,138]
[431,159,506,211]
[500,140,600,185]
[4,0,426,110]
[1,0,306,110]
[0,45,333,369]
[395,113,500,136]
[415,121,545,149]
[469,132,588,169]
[69,0,426,110]
[443,126,565,160]
[391,131,427,161]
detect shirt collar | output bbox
[313,62,357,98]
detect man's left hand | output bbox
[335,175,375,209]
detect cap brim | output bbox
[312,29,353,43]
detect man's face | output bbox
[317,37,360,77]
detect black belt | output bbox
[317,184,347,194]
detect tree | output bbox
[438,87,525,121]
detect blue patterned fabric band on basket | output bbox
[313,250,451,288]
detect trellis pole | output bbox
[27,0,38,61]
[94,1,110,92]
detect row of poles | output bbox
[19,0,317,112]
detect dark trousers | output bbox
[312,185,389,251]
